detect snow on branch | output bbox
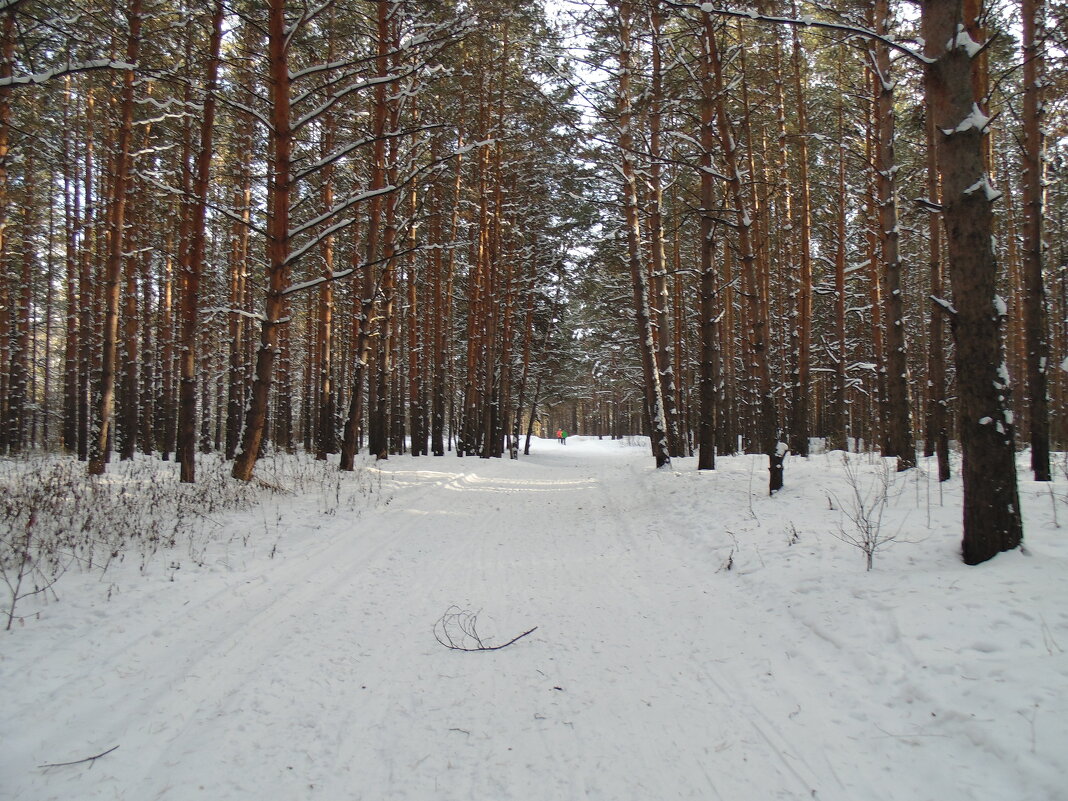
[292,67,418,132]
[285,219,357,269]
[941,103,994,136]
[963,175,1003,202]
[286,184,396,244]
[201,307,268,323]
[0,59,135,88]
[289,58,362,82]
[293,123,447,183]
[930,295,957,318]
[282,244,434,297]
[213,95,273,132]
[665,2,930,65]
[950,24,983,58]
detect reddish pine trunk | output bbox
[88,0,142,475]
[232,0,291,482]
[179,0,223,482]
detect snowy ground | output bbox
[2,437,1066,801]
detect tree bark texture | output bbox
[923,0,1022,564]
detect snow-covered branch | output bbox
[291,68,417,132]
[663,2,930,65]
[286,184,396,243]
[0,59,135,88]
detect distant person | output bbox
[556,428,563,444]
[562,429,568,445]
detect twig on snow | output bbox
[39,745,119,769]
[434,606,537,652]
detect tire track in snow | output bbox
[592,457,829,800]
[6,465,477,801]
[6,445,870,800]
[461,450,827,801]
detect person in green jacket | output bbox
[561,430,568,445]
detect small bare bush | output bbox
[831,456,897,571]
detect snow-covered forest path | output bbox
[3,438,1066,800]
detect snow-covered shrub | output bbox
[0,453,372,628]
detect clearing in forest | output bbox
[2,437,1066,800]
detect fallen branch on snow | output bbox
[39,745,119,769]
[434,606,537,652]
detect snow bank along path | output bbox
[3,437,1066,800]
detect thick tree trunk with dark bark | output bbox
[696,16,717,472]
[923,0,1022,564]
[925,91,951,481]
[1021,0,1050,481]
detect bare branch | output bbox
[433,607,538,652]
[39,745,120,770]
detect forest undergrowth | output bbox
[0,452,379,630]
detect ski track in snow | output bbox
[2,437,1067,801]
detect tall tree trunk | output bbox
[225,122,253,461]
[0,13,12,453]
[925,83,951,481]
[923,0,1022,564]
[1021,0,1050,481]
[830,65,849,453]
[374,38,402,460]
[159,218,178,460]
[88,0,142,475]
[864,110,887,454]
[62,77,80,453]
[77,90,96,461]
[7,149,34,453]
[315,122,337,460]
[712,16,779,490]
[232,0,291,482]
[648,1,681,458]
[178,0,223,482]
[696,13,718,471]
[138,241,155,455]
[872,0,915,470]
[788,14,813,458]
[616,0,670,468]
[118,180,140,460]
[341,1,391,471]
